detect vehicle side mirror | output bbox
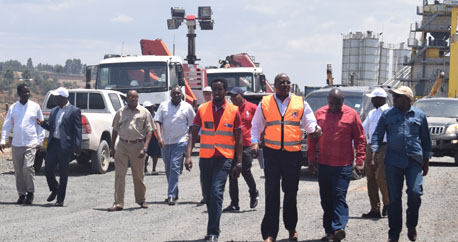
[85,68,91,89]
[176,64,185,86]
[260,74,266,92]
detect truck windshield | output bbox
[305,94,364,114]
[207,72,254,92]
[96,62,168,92]
[414,99,458,118]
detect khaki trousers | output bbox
[11,146,36,196]
[114,141,146,207]
[364,144,390,212]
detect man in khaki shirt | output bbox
[108,90,157,211]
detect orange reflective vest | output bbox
[261,94,304,151]
[199,101,238,159]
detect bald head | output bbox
[328,88,344,113]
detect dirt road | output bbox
[0,152,457,242]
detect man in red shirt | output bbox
[307,88,365,242]
[222,87,259,212]
[185,79,243,242]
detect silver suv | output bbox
[413,97,458,164]
[35,89,126,173]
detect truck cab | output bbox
[92,55,185,107]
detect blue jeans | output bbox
[318,164,352,234]
[199,156,232,237]
[161,142,187,199]
[385,160,423,240]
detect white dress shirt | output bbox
[53,102,71,139]
[251,93,317,144]
[154,100,196,145]
[1,100,44,147]
[363,103,389,143]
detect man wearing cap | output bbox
[223,87,259,212]
[37,87,82,206]
[108,90,156,211]
[155,86,195,205]
[251,73,321,242]
[362,88,390,219]
[1,84,44,205]
[371,86,431,242]
[307,88,365,242]
[143,101,162,175]
[203,86,213,102]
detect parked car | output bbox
[34,89,127,174]
[413,97,458,164]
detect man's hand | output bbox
[185,156,193,171]
[355,165,364,175]
[308,161,317,175]
[138,149,145,159]
[0,144,5,153]
[370,152,378,171]
[158,138,165,149]
[36,118,44,127]
[309,125,322,138]
[422,158,429,176]
[251,143,259,157]
[231,165,241,179]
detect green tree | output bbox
[22,69,32,80]
[3,67,14,85]
[26,58,34,70]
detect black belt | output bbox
[368,142,387,145]
[120,138,144,144]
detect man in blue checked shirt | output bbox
[371,86,432,242]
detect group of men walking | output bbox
[1,73,431,242]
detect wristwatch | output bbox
[236,163,242,168]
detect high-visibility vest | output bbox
[261,94,304,151]
[199,101,238,159]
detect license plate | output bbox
[42,138,48,148]
[431,140,436,146]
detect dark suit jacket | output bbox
[42,104,82,152]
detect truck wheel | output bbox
[34,151,45,172]
[91,140,110,174]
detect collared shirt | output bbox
[371,106,432,168]
[251,93,317,144]
[307,105,366,167]
[363,103,389,143]
[1,100,44,147]
[238,100,257,147]
[154,100,196,145]
[112,105,155,141]
[193,100,242,157]
[53,102,71,139]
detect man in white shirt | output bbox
[0,84,44,205]
[362,88,390,219]
[155,86,195,205]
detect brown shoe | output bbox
[407,227,417,241]
[107,204,123,212]
[264,236,275,242]
[288,230,298,241]
[138,202,148,208]
[333,229,346,241]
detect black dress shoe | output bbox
[407,227,417,241]
[54,202,64,207]
[24,193,34,205]
[321,233,333,241]
[362,211,381,218]
[47,191,57,202]
[205,235,218,241]
[199,198,206,204]
[333,229,346,242]
[250,189,259,209]
[222,204,240,212]
[17,195,26,204]
[382,205,388,217]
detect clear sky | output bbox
[0,0,420,87]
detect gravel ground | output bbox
[0,148,457,242]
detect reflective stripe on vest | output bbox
[261,94,304,151]
[199,101,238,159]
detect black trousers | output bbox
[228,146,257,206]
[261,147,302,240]
[45,138,72,203]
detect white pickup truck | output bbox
[35,89,126,174]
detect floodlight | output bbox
[167,18,181,30]
[199,19,214,30]
[171,7,185,19]
[198,6,212,19]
